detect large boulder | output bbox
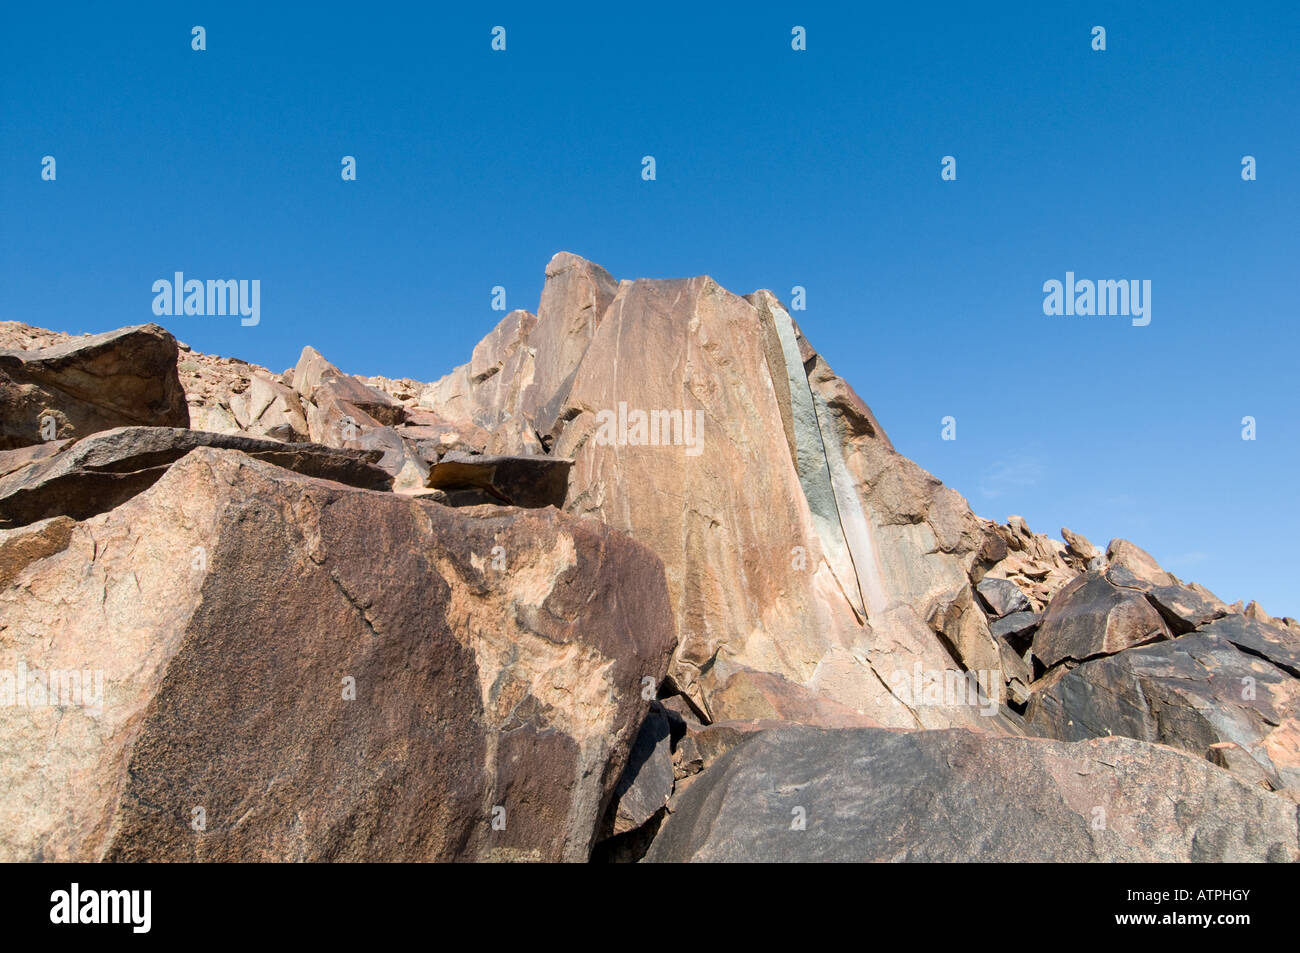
[1026,627,1300,791]
[643,725,1300,862]
[0,427,391,528]
[975,577,1030,618]
[1031,571,1172,670]
[0,324,188,449]
[0,448,676,861]
[292,346,406,427]
[1104,564,1229,634]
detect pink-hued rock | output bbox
[0,448,675,862]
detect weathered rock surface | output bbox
[0,448,676,861]
[1105,564,1229,634]
[5,253,1296,865]
[0,427,391,527]
[643,725,1300,862]
[990,610,1040,642]
[1032,571,1172,670]
[1106,538,1177,587]
[463,262,1005,727]
[1198,614,1300,677]
[1061,526,1100,565]
[292,346,407,428]
[0,324,188,449]
[1026,624,1300,791]
[707,670,881,728]
[980,515,1082,611]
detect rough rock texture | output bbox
[707,669,881,728]
[1106,538,1178,587]
[423,258,1006,729]
[979,515,1082,610]
[0,449,675,862]
[0,427,391,527]
[1032,571,1172,670]
[174,334,486,493]
[975,577,1031,618]
[643,725,1300,862]
[0,324,188,449]
[1026,627,1300,791]
[1105,565,1229,634]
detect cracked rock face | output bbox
[420,257,1004,728]
[1030,635,1300,790]
[1028,617,1300,790]
[0,448,675,861]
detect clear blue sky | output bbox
[3,2,1297,614]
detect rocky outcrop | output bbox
[0,448,676,862]
[0,324,188,449]
[0,427,391,528]
[644,725,1300,862]
[420,259,1005,729]
[4,252,1296,864]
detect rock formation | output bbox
[1,254,1297,863]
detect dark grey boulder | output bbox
[1105,564,1228,634]
[990,610,1040,642]
[1025,629,1300,790]
[975,577,1030,618]
[642,725,1299,862]
[603,702,675,837]
[1198,614,1300,678]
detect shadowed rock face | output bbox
[0,449,675,862]
[604,702,675,837]
[0,324,189,449]
[1027,617,1300,790]
[643,725,1300,862]
[426,452,573,508]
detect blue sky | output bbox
[3,2,1297,613]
